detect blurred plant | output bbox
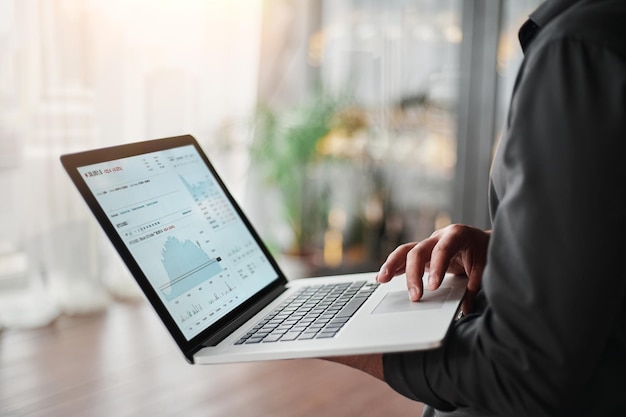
[250,89,348,255]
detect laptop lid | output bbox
[62,134,467,365]
[60,135,288,362]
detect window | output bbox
[0,0,541,326]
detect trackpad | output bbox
[372,287,452,314]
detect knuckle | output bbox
[447,223,465,235]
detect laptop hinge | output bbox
[201,284,287,347]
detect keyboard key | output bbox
[336,296,369,318]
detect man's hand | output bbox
[376,224,490,312]
[322,225,489,380]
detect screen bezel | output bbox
[60,134,288,362]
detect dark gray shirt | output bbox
[383,1,626,416]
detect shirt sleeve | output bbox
[382,37,626,416]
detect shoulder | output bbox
[528,0,626,59]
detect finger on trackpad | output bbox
[372,287,452,314]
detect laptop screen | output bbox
[77,144,279,340]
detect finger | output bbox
[459,288,476,317]
[466,265,485,293]
[405,239,437,301]
[426,228,465,290]
[376,242,417,283]
[426,250,452,291]
[459,257,486,315]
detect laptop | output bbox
[60,134,466,364]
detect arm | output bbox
[324,354,385,381]
[326,224,491,382]
[383,38,626,415]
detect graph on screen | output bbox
[159,236,223,301]
[181,174,212,201]
[79,144,281,340]
[179,174,236,229]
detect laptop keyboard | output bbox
[235,281,379,345]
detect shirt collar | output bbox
[530,0,579,27]
[519,0,580,52]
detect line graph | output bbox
[159,236,223,301]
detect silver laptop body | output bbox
[60,134,465,364]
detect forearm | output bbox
[323,354,385,381]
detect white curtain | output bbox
[0,0,262,328]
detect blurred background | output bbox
[0,0,540,329]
